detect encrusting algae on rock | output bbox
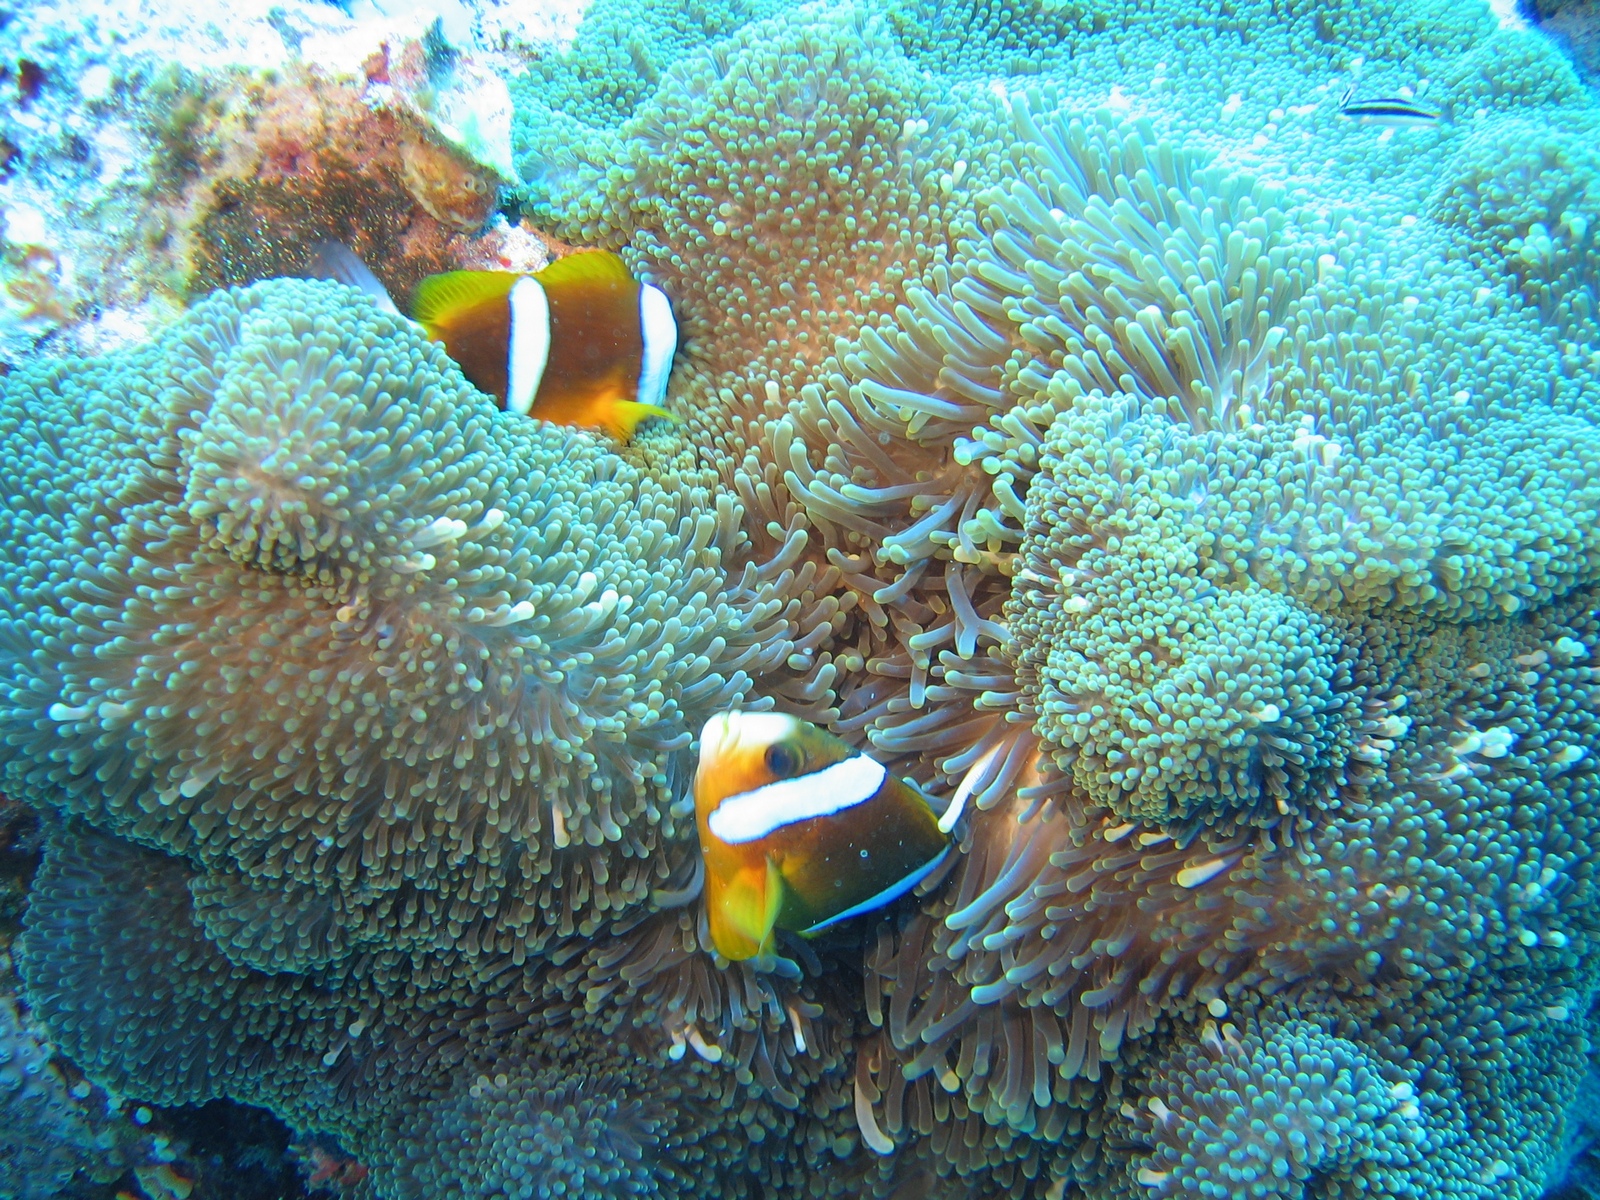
[2,0,1600,1195]
[174,56,507,301]
[0,0,541,370]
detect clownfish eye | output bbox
[765,742,801,779]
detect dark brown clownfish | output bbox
[693,711,952,963]
[310,244,676,443]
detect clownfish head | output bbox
[696,712,822,808]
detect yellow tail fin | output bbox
[605,400,677,443]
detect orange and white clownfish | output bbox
[310,243,677,443]
[693,711,952,962]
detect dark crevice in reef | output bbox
[1520,0,1600,84]
[154,1101,313,1200]
[0,799,42,935]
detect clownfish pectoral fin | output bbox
[706,856,785,962]
[411,270,522,332]
[603,400,676,443]
[308,242,403,318]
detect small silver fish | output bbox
[1337,83,1442,127]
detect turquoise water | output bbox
[0,0,1597,1196]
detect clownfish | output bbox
[310,243,677,443]
[693,711,952,962]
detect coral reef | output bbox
[1546,1058,1600,1198]
[171,60,497,296]
[3,0,1600,1195]
[0,0,571,366]
[1522,0,1600,84]
[0,991,123,1196]
[172,23,532,296]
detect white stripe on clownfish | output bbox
[637,283,677,408]
[704,710,795,753]
[707,753,887,844]
[506,276,550,416]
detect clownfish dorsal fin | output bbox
[534,248,635,289]
[411,270,523,329]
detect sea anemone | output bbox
[5,0,1600,1194]
[0,275,832,965]
[1121,1014,1423,1198]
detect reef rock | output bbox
[0,0,573,366]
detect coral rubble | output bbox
[2,0,1599,1195]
